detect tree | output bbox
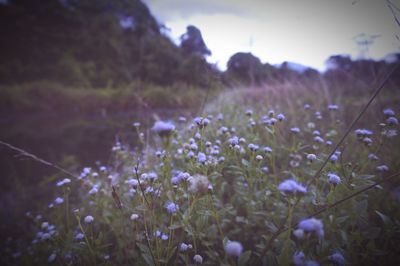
[225,52,264,85]
[180,25,211,57]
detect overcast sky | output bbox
[143,0,400,71]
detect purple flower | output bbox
[165,201,179,214]
[278,179,307,194]
[298,218,324,239]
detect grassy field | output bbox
[1,79,400,265]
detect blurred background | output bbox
[0,0,400,243]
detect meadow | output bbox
[2,79,400,266]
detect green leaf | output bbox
[241,158,250,167]
[238,250,252,266]
[168,223,183,230]
[356,199,368,214]
[375,210,392,225]
[137,243,155,266]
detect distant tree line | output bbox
[223,52,400,89]
[0,0,218,88]
[0,0,398,90]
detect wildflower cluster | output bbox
[7,94,400,265]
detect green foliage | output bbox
[0,0,220,88]
[5,86,400,265]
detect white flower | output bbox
[54,197,64,205]
[293,229,305,239]
[193,254,203,264]
[224,241,243,257]
[298,218,324,239]
[278,179,307,194]
[188,174,210,194]
[130,214,139,221]
[84,215,94,224]
[88,187,98,195]
[56,178,71,187]
[41,222,49,229]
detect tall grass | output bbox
[1,77,400,265]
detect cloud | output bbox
[144,0,400,70]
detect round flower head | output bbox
[224,241,243,257]
[368,153,378,161]
[193,254,203,264]
[278,179,307,194]
[248,143,259,152]
[277,113,286,121]
[245,109,253,116]
[84,215,94,224]
[329,251,345,265]
[298,218,324,239]
[387,116,398,126]
[376,165,389,172]
[130,214,139,221]
[188,174,210,194]
[228,136,239,146]
[263,146,272,153]
[327,173,341,185]
[307,154,317,162]
[305,260,320,266]
[48,253,57,263]
[197,152,207,164]
[179,243,189,252]
[383,108,395,117]
[165,201,179,214]
[151,121,175,137]
[328,104,338,111]
[291,127,301,134]
[293,251,305,265]
[54,197,64,204]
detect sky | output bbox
[142,0,400,71]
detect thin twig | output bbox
[306,63,399,188]
[0,140,79,179]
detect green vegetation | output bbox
[3,81,400,265]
